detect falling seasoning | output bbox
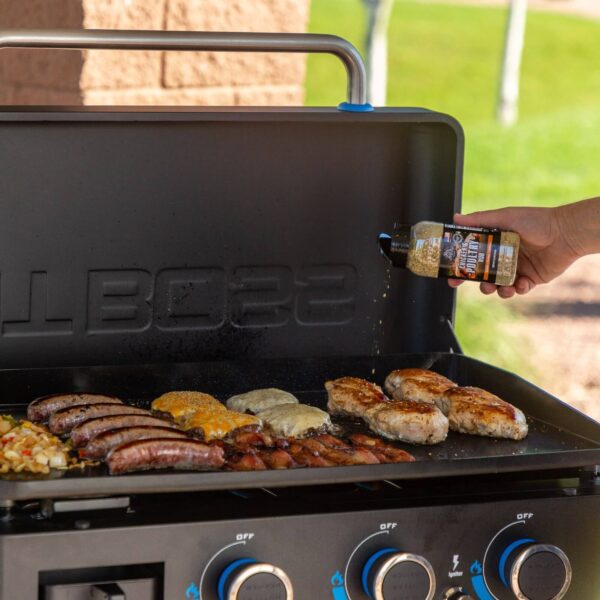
[379,221,520,286]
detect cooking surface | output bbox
[0,352,598,500]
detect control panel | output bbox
[0,494,598,599]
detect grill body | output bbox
[0,105,597,600]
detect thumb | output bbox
[454,209,517,230]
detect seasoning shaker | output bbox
[379,221,520,286]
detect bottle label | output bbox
[438,224,502,283]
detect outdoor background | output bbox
[306,0,599,419]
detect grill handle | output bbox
[0,29,371,110]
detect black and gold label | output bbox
[438,224,502,283]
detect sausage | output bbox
[49,403,151,435]
[70,414,176,447]
[106,438,225,475]
[83,425,187,459]
[27,393,122,422]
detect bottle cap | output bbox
[378,225,410,268]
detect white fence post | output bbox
[497,0,528,126]
[364,0,394,106]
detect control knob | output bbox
[361,548,436,600]
[498,540,571,600]
[217,558,293,600]
[442,587,474,600]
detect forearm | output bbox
[555,197,600,257]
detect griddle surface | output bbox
[0,353,598,500]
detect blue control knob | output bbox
[217,558,293,600]
[498,540,571,600]
[361,548,436,600]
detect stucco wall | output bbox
[0,0,311,106]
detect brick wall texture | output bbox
[0,0,311,106]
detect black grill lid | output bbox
[0,107,463,368]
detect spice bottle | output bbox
[379,221,520,286]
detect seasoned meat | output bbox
[384,368,456,409]
[49,403,151,435]
[151,391,225,422]
[364,400,449,445]
[27,393,123,422]
[227,431,291,453]
[441,386,528,440]
[348,434,415,463]
[106,438,224,474]
[288,443,335,468]
[347,433,386,448]
[71,414,178,447]
[182,411,261,441]
[313,433,351,450]
[226,453,268,471]
[290,438,380,466]
[325,377,387,417]
[81,425,187,459]
[226,388,299,414]
[326,376,448,445]
[259,448,297,469]
[257,403,332,438]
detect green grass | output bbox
[306,0,600,378]
[306,0,600,210]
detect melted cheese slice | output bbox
[152,391,225,421]
[226,388,299,415]
[182,410,261,441]
[257,404,331,438]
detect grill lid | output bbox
[0,107,462,368]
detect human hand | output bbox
[447,206,581,299]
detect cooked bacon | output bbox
[229,430,275,450]
[349,433,415,463]
[348,433,386,448]
[313,433,351,450]
[226,453,268,471]
[287,443,335,467]
[289,438,380,466]
[259,449,297,469]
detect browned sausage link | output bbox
[27,393,122,422]
[49,403,152,435]
[81,425,188,459]
[70,414,177,448]
[107,438,225,475]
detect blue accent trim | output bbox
[332,585,350,600]
[471,574,495,600]
[361,548,398,599]
[498,538,535,587]
[217,558,256,600]
[337,102,374,113]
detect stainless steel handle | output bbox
[0,29,369,106]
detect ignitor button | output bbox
[218,558,293,600]
[362,549,436,600]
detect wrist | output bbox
[554,198,600,258]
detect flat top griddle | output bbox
[0,352,598,501]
